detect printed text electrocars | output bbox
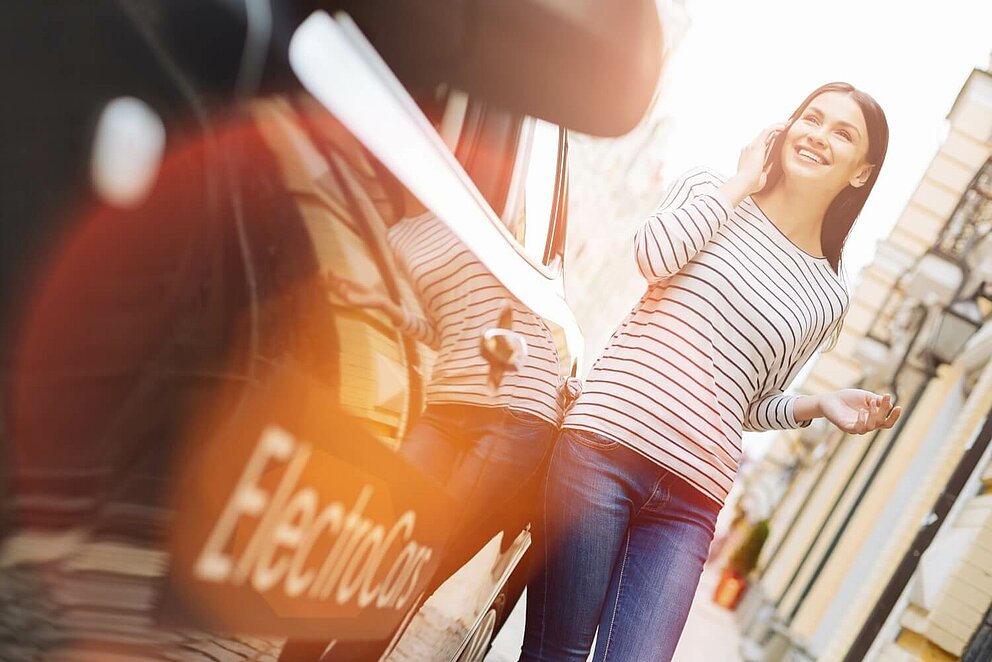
[194,426,435,611]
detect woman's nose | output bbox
[808,127,829,147]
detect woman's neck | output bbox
[751,181,830,257]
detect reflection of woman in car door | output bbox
[328,207,562,559]
[521,83,903,661]
[280,205,563,662]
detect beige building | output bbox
[734,63,992,661]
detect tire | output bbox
[453,536,532,662]
[456,605,499,662]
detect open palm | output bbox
[820,388,902,435]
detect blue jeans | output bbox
[400,404,555,511]
[401,403,557,566]
[521,429,721,662]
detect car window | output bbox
[407,83,567,271]
[502,119,566,265]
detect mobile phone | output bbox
[763,129,781,166]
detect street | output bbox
[486,563,742,661]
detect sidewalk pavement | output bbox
[486,563,742,661]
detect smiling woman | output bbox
[758,82,890,277]
[519,82,902,662]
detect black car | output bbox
[0,2,662,659]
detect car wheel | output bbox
[456,602,500,662]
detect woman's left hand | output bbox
[819,389,902,435]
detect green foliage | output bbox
[727,519,770,575]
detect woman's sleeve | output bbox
[387,226,442,349]
[744,349,816,432]
[743,314,846,432]
[743,389,812,432]
[395,306,441,349]
[634,167,735,283]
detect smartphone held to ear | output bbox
[764,129,781,166]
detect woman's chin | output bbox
[782,159,832,183]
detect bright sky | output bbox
[657,0,992,458]
[660,0,992,281]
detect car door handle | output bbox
[479,301,526,390]
[480,328,528,391]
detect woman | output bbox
[520,82,903,661]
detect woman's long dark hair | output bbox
[762,82,889,276]
[762,82,888,352]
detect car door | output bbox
[0,7,581,662]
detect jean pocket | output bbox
[566,428,620,451]
[502,407,556,432]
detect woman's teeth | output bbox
[797,148,825,165]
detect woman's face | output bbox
[778,90,873,194]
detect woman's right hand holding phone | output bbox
[719,123,786,207]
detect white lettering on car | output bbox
[192,426,436,611]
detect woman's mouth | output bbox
[795,146,829,165]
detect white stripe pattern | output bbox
[564,167,849,505]
[389,213,563,424]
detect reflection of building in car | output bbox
[250,96,427,447]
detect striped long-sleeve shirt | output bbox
[563,167,849,505]
[388,213,563,425]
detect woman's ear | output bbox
[850,163,874,189]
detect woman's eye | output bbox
[836,130,852,141]
[802,115,820,125]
